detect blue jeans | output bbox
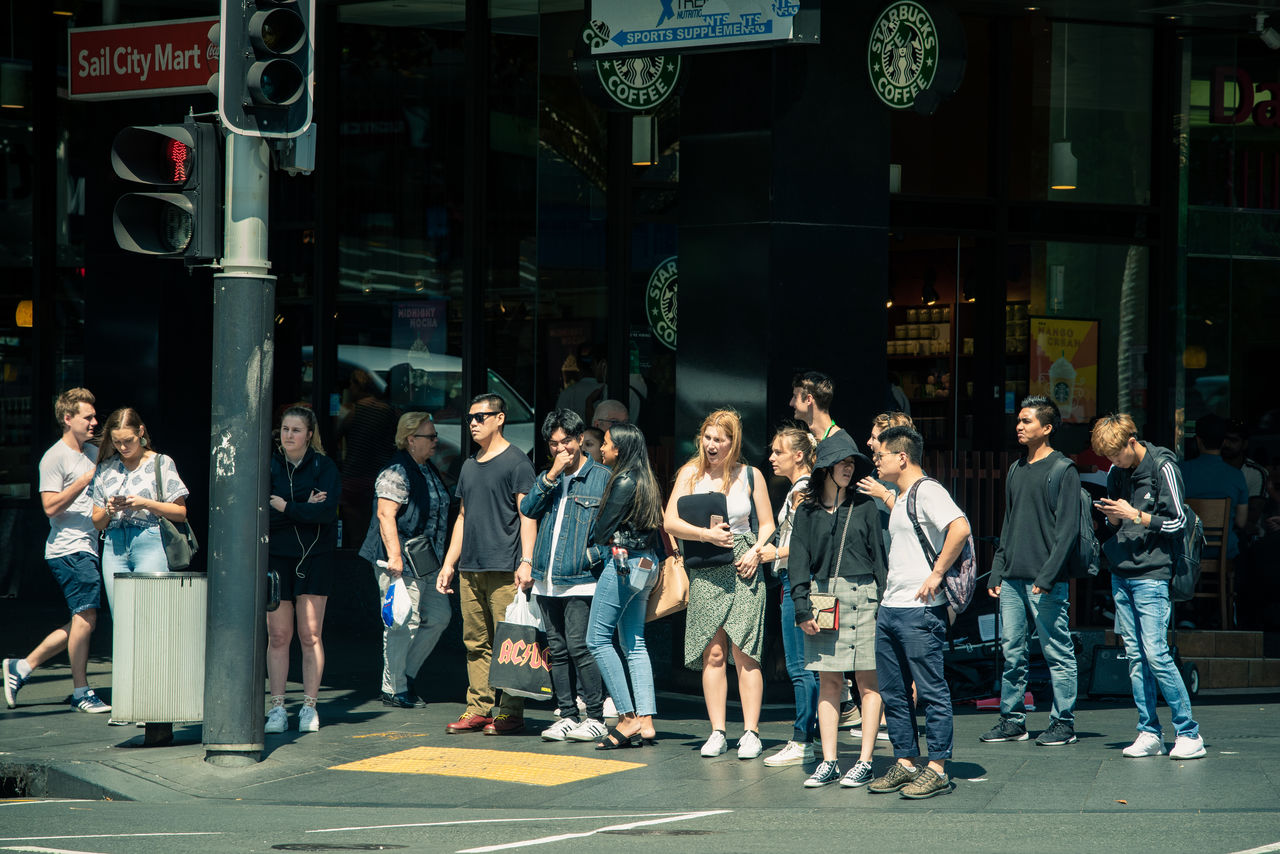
[779,570,818,742]
[102,526,168,613]
[875,605,953,762]
[586,550,655,717]
[999,580,1077,725]
[1111,575,1199,738]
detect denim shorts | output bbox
[48,552,102,616]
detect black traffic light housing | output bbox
[216,0,315,138]
[111,118,223,263]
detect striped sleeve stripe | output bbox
[1158,462,1186,533]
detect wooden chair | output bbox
[1186,497,1233,629]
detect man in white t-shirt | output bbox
[4,388,111,714]
[866,425,969,800]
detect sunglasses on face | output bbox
[467,411,498,424]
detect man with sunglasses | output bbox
[437,393,536,735]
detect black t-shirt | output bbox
[457,443,536,572]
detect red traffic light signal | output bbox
[111,120,223,261]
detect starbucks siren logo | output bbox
[868,2,939,110]
[646,256,678,350]
[583,21,680,111]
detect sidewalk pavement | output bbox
[3,599,1280,816]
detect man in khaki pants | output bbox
[437,393,536,735]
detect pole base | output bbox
[204,749,262,767]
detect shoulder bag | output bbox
[810,503,853,630]
[154,454,199,570]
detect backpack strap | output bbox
[1046,454,1075,511]
[905,477,940,566]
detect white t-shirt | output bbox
[40,439,98,559]
[883,478,964,608]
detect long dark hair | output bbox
[96,407,155,468]
[599,423,663,531]
[802,464,858,509]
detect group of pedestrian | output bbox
[7,376,1208,786]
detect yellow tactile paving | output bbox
[331,746,645,786]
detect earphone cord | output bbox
[285,455,323,579]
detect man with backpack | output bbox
[867,425,971,799]
[982,397,1083,747]
[1091,413,1205,760]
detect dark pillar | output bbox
[461,0,489,449]
[678,4,890,464]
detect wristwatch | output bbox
[519,556,533,565]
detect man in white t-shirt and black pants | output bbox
[867,425,969,800]
[4,388,111,714]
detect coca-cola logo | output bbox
[496,637,550,672]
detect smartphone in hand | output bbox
[710,514,724,528]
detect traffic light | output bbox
[216,0,315,138]
[111,118,223,262]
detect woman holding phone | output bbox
[585,422,665,749]
[265,406,342,733]
[663,409,775,760]
[90,407,189,613]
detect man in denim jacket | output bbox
[519,409,612,742]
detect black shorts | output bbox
[269,551,336,601]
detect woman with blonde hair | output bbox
[358,411,452,710]
[90,408,190,612]
[265,405,342,733]
[760,426,819,767]
[663,409,775,759]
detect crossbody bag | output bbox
[810,502,854,630]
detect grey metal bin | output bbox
[111,571,206,723]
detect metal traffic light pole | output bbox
[202,132,275,767]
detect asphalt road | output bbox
[3,800,1280,854]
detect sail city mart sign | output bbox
[587,0,816,56]
[69,17,218,101]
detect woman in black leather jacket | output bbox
[585,422,664,749]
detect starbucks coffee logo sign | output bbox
[581,21,680,111]
[868,2,940,110]
[645,256,678,350]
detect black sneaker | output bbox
[803,760,842,788]
[979,716,1029,742]
[1035,718,1078,746]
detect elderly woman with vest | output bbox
[358,411,452,709]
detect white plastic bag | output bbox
[504,589,544,630]
[381,577,412,628]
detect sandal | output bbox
[595,727,639,750]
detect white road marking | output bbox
[1228,843,1280,854]
[0,834,220,843]
[0,801,93,808]
[455,810,733,853]
[2,846,107,854]
[308,812,692,833]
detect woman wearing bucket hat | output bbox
[787,430,888,788]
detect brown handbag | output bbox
[646,530,690,622]
[810,504,854,630]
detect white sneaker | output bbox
[566,718,609,742]
[541,716,579,742]
[1122,731,1165,757]
[763,740,815,767]
[298,704,319,732]
[737,730,763,760]
[700,730,728,757]
[602,696,618,718]
[1170,734,1206,760]
[265,705,288,734]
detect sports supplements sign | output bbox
[586,0,817,57]
[867,2,965,114]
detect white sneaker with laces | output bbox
[71,688,111,714]
[265,705,288,734]
[566,718,609,742]
[1170,734,1206,760]
[737,730,763,760]
[1122,731,1165,757]
[700,730,728,757]
[541,716,579,742]
[298,704,319,733]
[763,740,815,767]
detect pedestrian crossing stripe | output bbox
[330,747,645,786]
